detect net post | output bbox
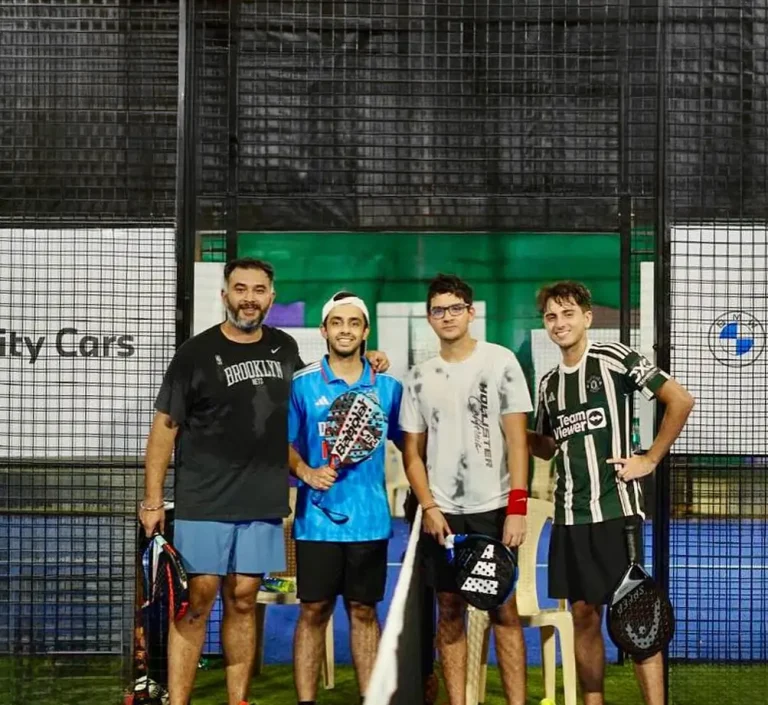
[225,0,241,262]
[419,578,436,704]
[175,0,198,348]
[652,0,670,702]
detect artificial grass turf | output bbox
[191,661,767,705]
[0,658,765,704]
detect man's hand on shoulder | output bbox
[365,349,390,372]
[527,429,556,460]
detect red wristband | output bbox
[506,488,528,516]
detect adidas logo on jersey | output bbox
[553,406,607,440]
[315,396,331,407]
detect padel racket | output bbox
[445,533,518,611]
[145,533,190,621]
[127,506,189,705]
[606,516,675,660]
[311,389,387,523]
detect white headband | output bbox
[321,294,370,325]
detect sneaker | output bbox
[259,575,295,593]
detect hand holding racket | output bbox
[129,523,189,705]
[422,506,452,545]
[606,516,675,660]
[144,532,190,621]
[310,390,387,524]
[445,533,518,611]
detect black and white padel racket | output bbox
[445,533,518,611]
[311,389,387,523]
[606,516,675,659]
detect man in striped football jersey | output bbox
[527,281,694,705]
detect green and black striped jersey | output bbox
[535,342,670,526]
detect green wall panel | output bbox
[231,232,621,366]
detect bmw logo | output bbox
[708,311,766,368]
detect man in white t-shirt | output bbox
[399,273,533,705]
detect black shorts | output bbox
[420,507,513,594]
[548,515,644,606]
[296,539,388,605]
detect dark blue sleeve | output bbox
[387,379,404,445]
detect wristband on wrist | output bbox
[140,500,165,512]
[506,488,528,516]
[422,504,438,512]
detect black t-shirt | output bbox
[155,324,304,522]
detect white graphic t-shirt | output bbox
[399,341,534,514]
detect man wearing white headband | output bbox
[320,292,371,354]
[287,291,403,705]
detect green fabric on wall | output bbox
[229,232,621,361]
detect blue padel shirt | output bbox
[288,356,404,542]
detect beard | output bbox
[224,295,267,332]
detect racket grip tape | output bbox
[624,516,641,564]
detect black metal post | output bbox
[397,0,435,695]
[652,1,671,703]
[615,0,632,667]
[618,0,632,350]
[175,0,197,347]
[225,0,241,262]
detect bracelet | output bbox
[140,500,165,512]
[506,488,528,516]
[422,504,439,513]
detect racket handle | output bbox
[444,534,455,562]
[624,515,641,564]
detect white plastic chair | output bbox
[465,498,577,705]
[254,488,335,689]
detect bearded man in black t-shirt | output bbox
[138,257,390,705]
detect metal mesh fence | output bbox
[194,0,660,233]
[664,0,768,691]
[0,1,178,703]
[1,0,768,701]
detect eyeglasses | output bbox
[429,303,470,319]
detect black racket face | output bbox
[450,534,517,611]
[607,566,675,659]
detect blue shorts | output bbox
[173,519,286,576]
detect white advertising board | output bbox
[0,228,176,458]
[670,224,768,455]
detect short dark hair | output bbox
[536,280,592,314]
[223,257,275,284]
[426,273,473,312]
